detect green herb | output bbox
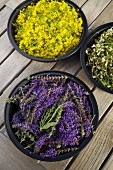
[86,27,113,90]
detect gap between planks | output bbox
[67,106,113,170]
[1,97,113,170]
[0,66,94,170]
[0,132,47,170]
[63,2,113,168]
[0,6,12,35]
[0,0,112,170]
[0,0,9,9]
[0,0,111,96]
[101,151,113,170]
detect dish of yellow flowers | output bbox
[7,0,88,62]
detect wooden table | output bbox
[0,0,113,169]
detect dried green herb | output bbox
[86,27,113,90]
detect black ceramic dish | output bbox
[80,22,113,94]
[7,0,88,62]
[5,70,98,161]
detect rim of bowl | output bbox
[80,22,113,94]
[4,70,99,161]
[7,0,88,62]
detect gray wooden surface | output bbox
[0,0,113,170]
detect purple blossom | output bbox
[10,75,93,158]
[20,123,30,131]
[42,148,58,158]
[30,124,40,134]
[35,133,48,152]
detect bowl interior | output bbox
[7,0,88,62]
[5,70,98,161]
[80,22,113,94]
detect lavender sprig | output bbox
[8,75,93,158]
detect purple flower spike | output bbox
[10,75,94,158]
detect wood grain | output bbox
[1,125,73,170]
[69,106,113,170]
[35,2,113,169]
[0,51,30,94]
[53,54,81,74]
[90,1,113,30]
[50,0,111,75]
[0,60,56,126]
[26,85,113,170]
[41,159,73,170]
[76,69,94,89]
[0,132,46,170]
[0,6,12,35]
[0,0,9,9]
[102,153,113,170]
[0,1,113,170]
[0,126,8,137]
[82,0,111,26]
[71,0,87,7]
[0,54,81,170]
[0,55,92,170]
[6,0,87,10]
[93,88,113,119]
[0,32,13,64]
[6,0,24,9]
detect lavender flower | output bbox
[41,148,58,158]
[8,75,93,158]
[35,134,49,152]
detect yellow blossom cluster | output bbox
[14,0,83,58]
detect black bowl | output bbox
[7,0,88,62]
[5,70,98,161]
[80,22,113,94]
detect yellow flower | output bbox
[14,0,83,58]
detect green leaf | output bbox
[48,106,62,123]
[40,122,57,130]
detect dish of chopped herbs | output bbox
[8,75,94,158]
[86,27,113,90]
[13,0,83,58]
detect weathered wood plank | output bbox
[41,159,72,170]
[66,2,113,168]
[2,100,113,170]
[76,69,94,89]
[0,32,13,64]
[0,0,88,95]
[90,1,113,30]
[71,0,87,7]
[63,87,113,170]
[6,0,24,9]
[52,0,111,73]
[0,53,28,90]
[38,88,113,170]
[93,88,113,119]
[0,51,30,94]
[0,132,46,170]
[69,106,113,170]
[0,6,12,35]
[0,0,9,9]
[6,0,87,10]
[102,153,113,170]
[0,60,56,126]
[0,1,113,170]
[53,54,81,74]
[82,0,111,26]
[0,54,87,170]
[0,126,8,137]
[0,56,93,170]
